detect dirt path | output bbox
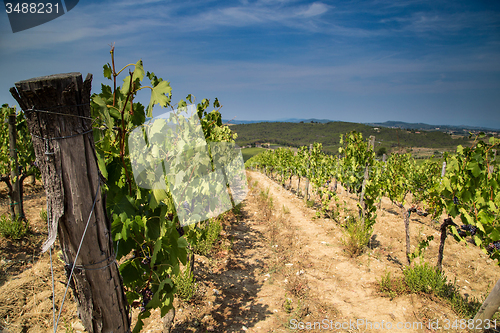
[245,171,424,332]
[231,170,500,333]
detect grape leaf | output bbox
[122,59,145,95]
[103,63,112,80]
[147,81,172,117]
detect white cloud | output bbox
[299,2,330,18]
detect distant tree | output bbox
[377,147,387,157]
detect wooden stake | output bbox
[10,73,130,333]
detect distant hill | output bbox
[230,121,473,155]
[223,118,500,132]
[366,121,500,133]
[223,118,333,125]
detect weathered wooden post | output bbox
[10,73,130,333]
[474,277,500,329]
[8,113,22,218]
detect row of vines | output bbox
[244,132,500,270]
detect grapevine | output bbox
[91,48,238,332]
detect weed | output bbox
[379,261,483,318]
[305,200,315,208]
[63,318,75,333]
[341,216,372,257]
[39,208,47,222]
[403,261,448,295]
[174,266,197,301]
[0,215,30,240]
[283,298,293,313]
[282,205,290,214]
[259,187,270,201]
[447,288,482,318]
[378,271,406,298]
[191,218,222,256]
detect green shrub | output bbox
[341,216,372,257]
[378,271,406,298]
[0,215,30,240]
[391,261,483,318]
[174,266,197,301]
[191,218,222,256]
[403,261,448,295]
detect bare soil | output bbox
[1,171,500,333]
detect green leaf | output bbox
[151,238,163,266]
[122,59,145,95]
[119,260,141,285]
[490,228,500,242]
[103,63,112,80]
[107,191,136,217]
[177,237,188,265]
[147,81,172,117]
[160,297,173,317]
[130,102,146,127]
[474,235,483,247]
[146,218,161,240]
[132,314,146,333]
[459,208,473,225]
[148,278,172,308]
[96,151,108,179]
[153,188,168,203]
[442,178,452,192]
[468,161,481,178]
[461,190,472,203]
[150,188,168,210]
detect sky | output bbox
[1,0,499,129]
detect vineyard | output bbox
[0,48,500,332]
[245,132,500,269]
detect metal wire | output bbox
[54,180,101,332]
[31,128,94,142]
[24,105,93,120]
[47,201,56,333]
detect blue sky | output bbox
[1,0,499,128]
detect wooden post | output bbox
[8,114,22,218]
[359,136,375,223]
[359,166,369,222]
[304,144,312,202]
[369,135,375,151]
[10,73,130,333]
[404,207,411,265]
[474,278,500,329]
